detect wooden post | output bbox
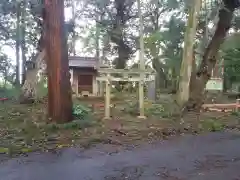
[236,99,240,112]
[76,76,79,96]
[44,0,73,123]
[104,74,111,119]
[137,0,146,119]
[99,81,104,97]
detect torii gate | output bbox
[96,0,156,120]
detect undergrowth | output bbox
[0,100,97,156]
[199,118,225,132]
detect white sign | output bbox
[206,79,223,91]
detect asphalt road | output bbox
[1,132,240,180]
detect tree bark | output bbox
[186,6,235,111]
[95,14,100,60]
[112,0,131,69]
[190,52,197,92]
[20,0,46,103]
[21,0,27,86]
[15,2,21,86]
[44,0,73,123]
[177,0,201,107]
[70,0,76,55]
[20,50,46,104]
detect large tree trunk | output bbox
[177,0,201,107]
[112,0,131,69]
[110,0,132,91]
[20,0,46,103]
[44,0,73,123]
[186,6,235,111]
[20,50,46,103]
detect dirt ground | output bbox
[0,93,239,158]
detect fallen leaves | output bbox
[0,97,239,159]
[0,102,98,156]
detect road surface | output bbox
[1,132,240,180]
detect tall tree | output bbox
[15,2,21,86]
[142,0,183,90]
[177,0,201,107]
[0,52,14,86]
[20,0,27,85]
[186,0,240,111]
[70,0,76,55]
[144,16,185,90]
[84,0,137,68]
[111,0,134,69]
[44,0,72,123]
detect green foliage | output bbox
[72,103,92,120]
[0,147,9,154]
[0,52,14,83]
[231,111,240,117]
[0,0,41,53]
[0,101,97,156]
[160,17,185,68]
[0,86,21,99]
[145,103,165,116]
[123,101,174,118]
[222,33,240,51]
[144,15,185,87]
[46,119,93,131]
[224,48,240,84]
[46,103,93,131]
[200,119,224,132]
[222,33,240,87]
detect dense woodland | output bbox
[0,0,240,122]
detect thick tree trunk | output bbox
[177,0,201,107]
[20,50,46,103]
[186,6,235,111]
[44,0,73,123]
[110,0,131,90]
[112,0,131,69]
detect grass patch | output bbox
[0,101,101,156]
[199,118,225,132]
[0,94,240,158]
[122,100,179,118]
[46,119,94,131]
[231,111,240,117]
[0,86,21,99]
